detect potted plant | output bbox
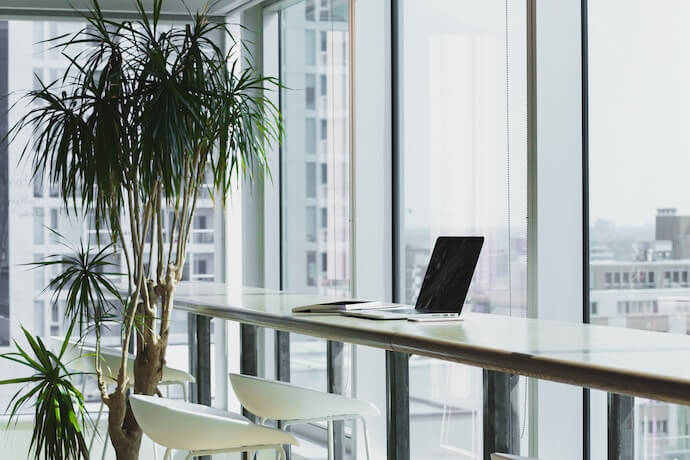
[1,0,281,458]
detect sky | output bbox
[400,0,690,230]
[588,0,690,226]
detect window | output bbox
[279,4,351,455]
[305,73,316,109]
[306,206,317,242]
[319,74,327,96]
[320,118,327,140]
[1,19,224,412]
[305,162,316,198]
[306,251,317,286]
[33,208,44,244]
[33,169,43,197]
[305,30,316,65]
[320,30,327,53]
[588,2,690,456]
[305,0,315,20]
[396,1,527,457]
[305,118,316,153]
[49,208,59,243]
[320,207,327,230]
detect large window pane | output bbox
[397,0,527,458]
[280,0,351,456]
[588,1,690,458]
[1,20,224,442]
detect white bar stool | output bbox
[491,454,541,460]
[50,338,194,458]
[229,373,380,460]
[129,394,298,460]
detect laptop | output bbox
[344,236,484,320]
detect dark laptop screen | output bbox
[414,236,484,313]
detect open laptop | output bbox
[344,236,484,320]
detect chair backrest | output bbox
[129,395,297,451]
[229,373,379,420]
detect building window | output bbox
[320,30,327,53]
[305,0,315,20]
[605,272,612,285]
[33,208,44,245]
[305,163,316,198]
[320,119,327,140]
[33,170,43,197]
[306,206,316,242]
[320,74,327,96]
[305,73,316,109]
[305,118,316,154]
[305,30,316,66]
[591,301,598,315]
[49,208,59,243]
[306,251,317,286]
[320,207,327,230]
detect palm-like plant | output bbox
[0,323,89,460]
[2,1,281,459]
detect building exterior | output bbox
[591,209,690,459]
[281,0,350,297]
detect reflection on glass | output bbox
[588,1,690,458]
[397,0,527,457]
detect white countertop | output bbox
[174,282,690,405]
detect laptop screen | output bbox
[414,236,484,313]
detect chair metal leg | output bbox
[89,400,105,452]
[327,420,335,460]
[277,446,287,460]
[359,416,372,460]
[163,447,172,460]
[101,428,110,460]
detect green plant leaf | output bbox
[0,324,89,460]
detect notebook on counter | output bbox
[292,300,390,314]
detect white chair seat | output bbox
[129,395,298,452]
[229,373,380,421]
[51,337,195,385]
[491,454,540,460]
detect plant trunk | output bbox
[107,391,143,460]
[106,342,164,459]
